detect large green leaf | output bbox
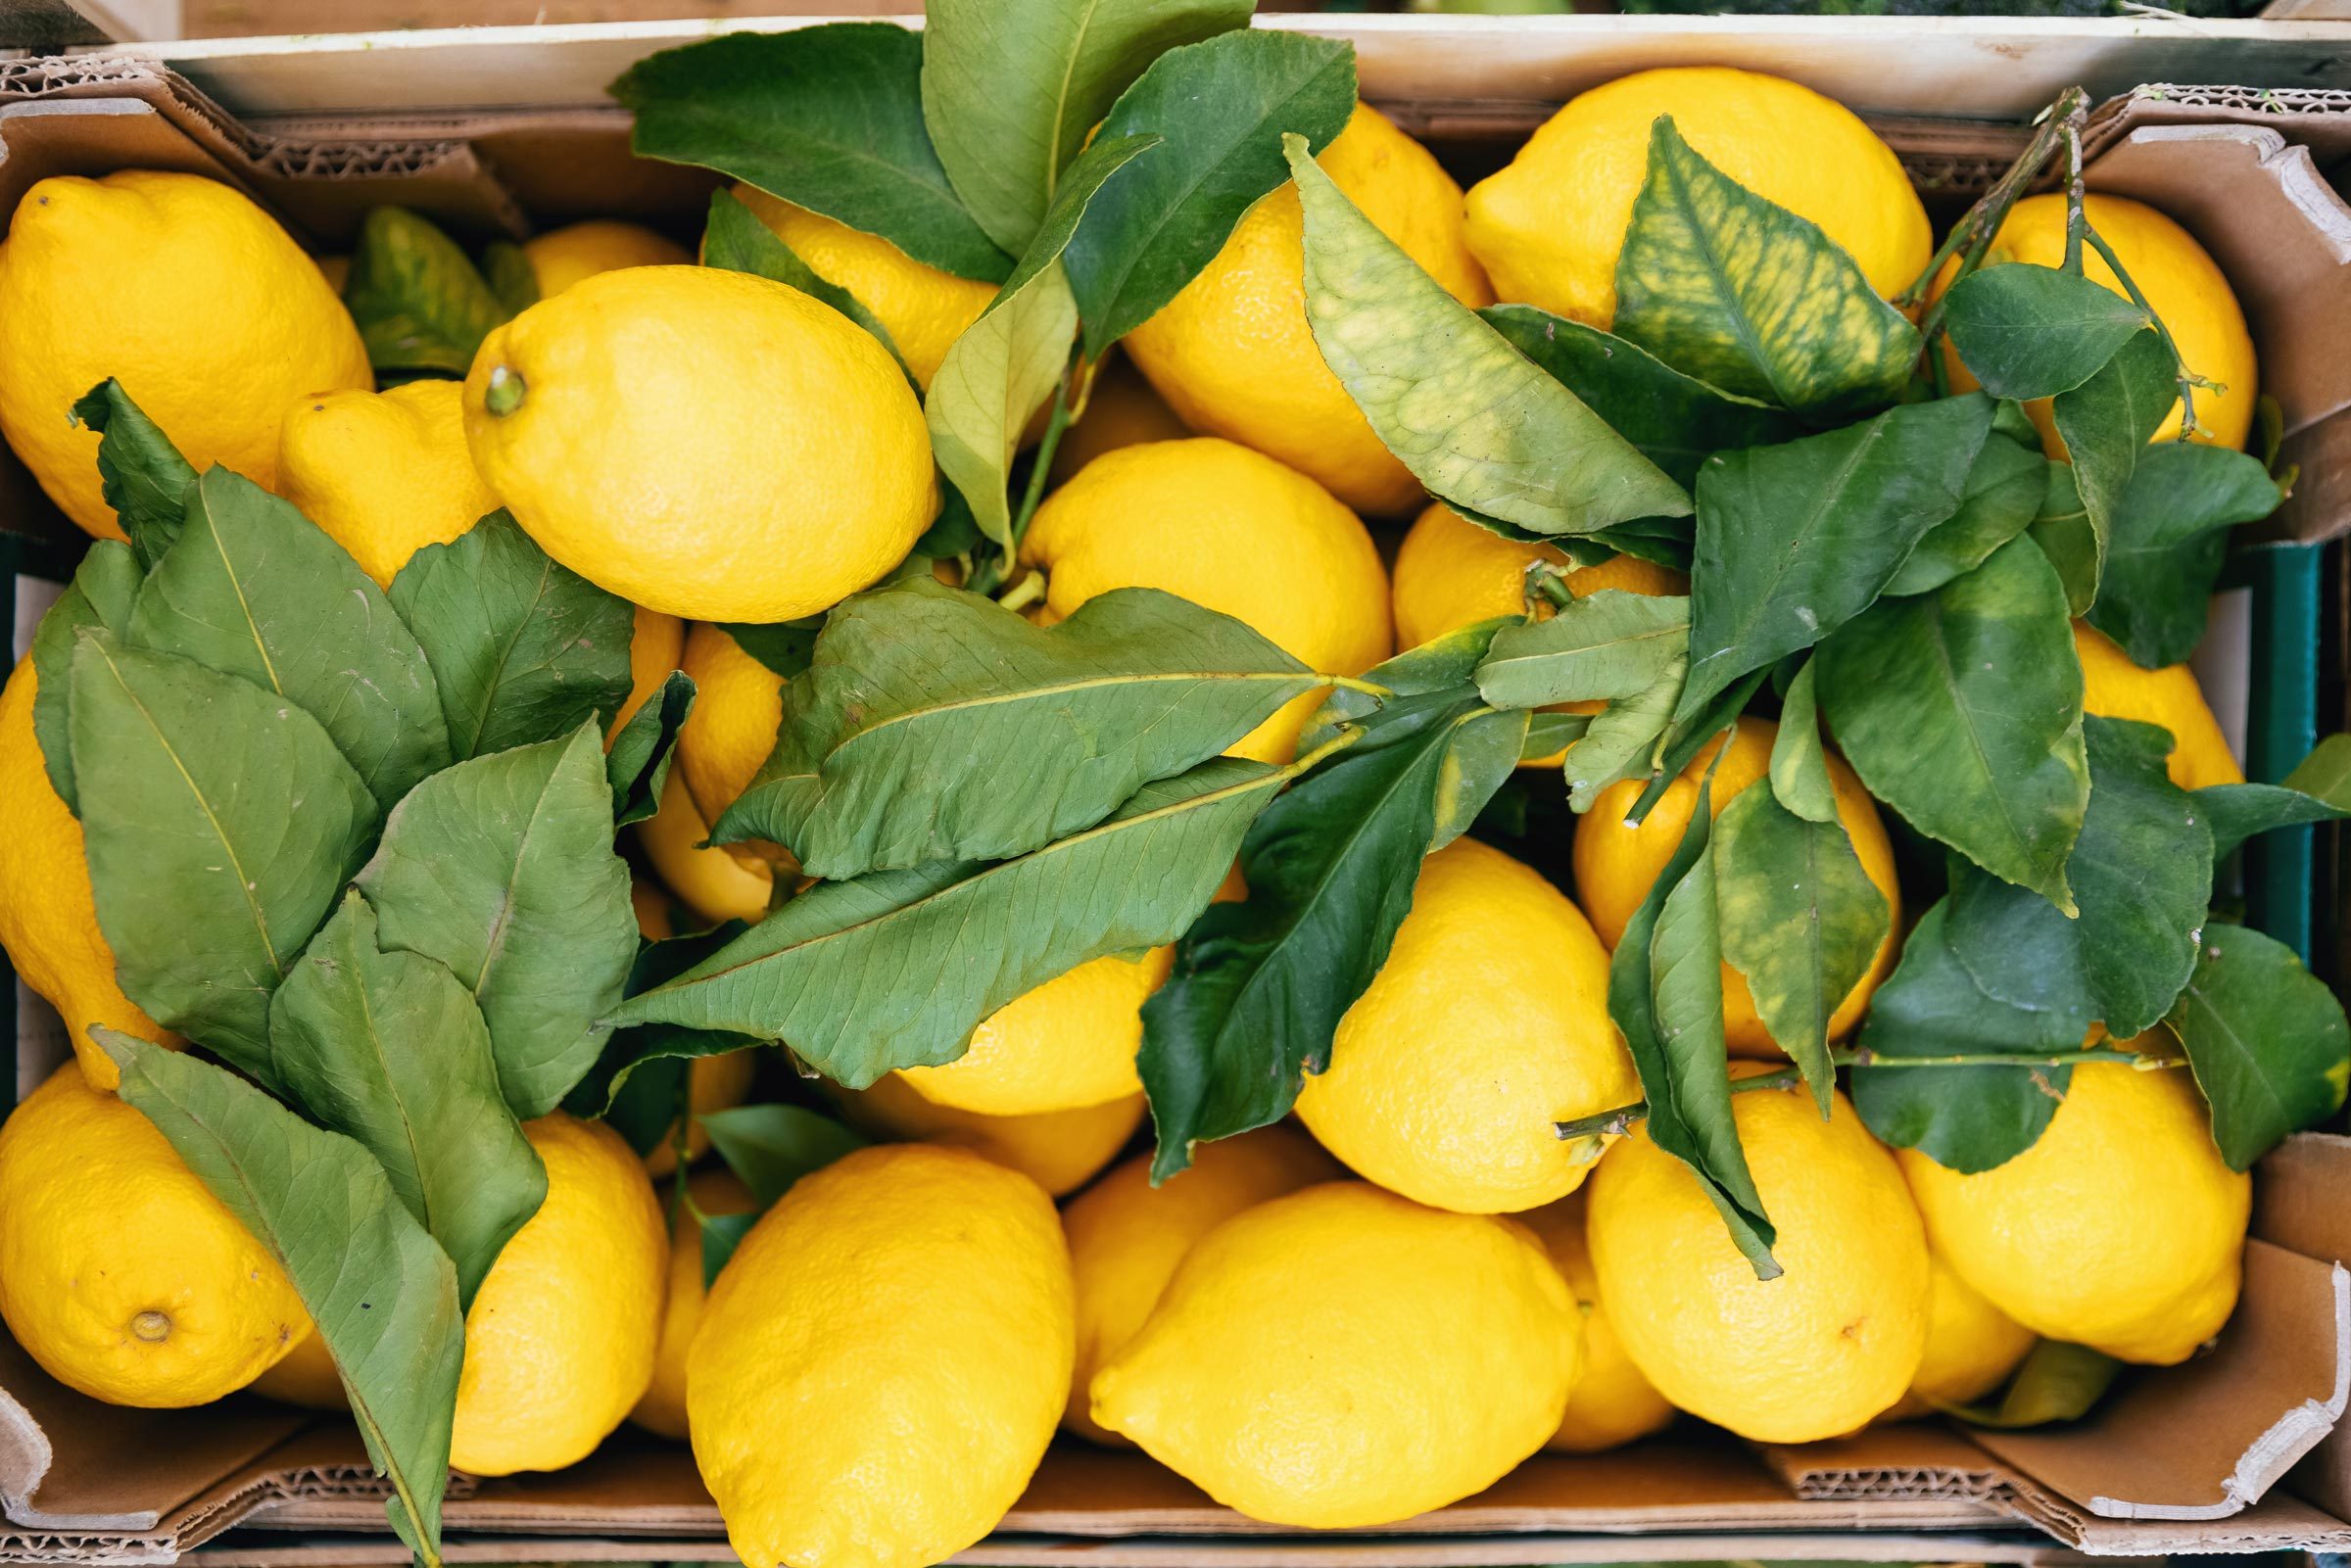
[269,893,546,1308]
[2198,781,2350,862]
[2286,734,2351,808]
[387,509,636,761]
[69,379,196,567]
[71,635,376,1080]
[1816,538,2087,910]
[2087,441,2282,668]
[1940,262,2150,401]
[568,921,763,1138]
[342,207,507,376]
[717,579,1314,877]
[700,188,910,377]
[28,540,140,810]
[127,467,450,811]
[1618,666,1770,829]
[1063,28,1356,356]
[2167,923,2351,1171]
[2049,327,2177,589]
[612,24,1012,284]
[1678,394,1993,720]
[1284,133,1689,537]
[1611,119,1920,419]
[1882,434,2049,598]
[356,723,638,1117]
[921,0,1247,257]
[1473,591,1690,711]
[611,754,1287,1087]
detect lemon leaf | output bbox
[700,188,912,383]
[715,618,823,682]
[27,539,139,812]
[2087,442,2283,669]
[2197,781,2349,863]
[1285,133,1690,537]
[1941,262,2151,402]
[611,24,1012,285]
[1942,1341,2122,1429]
[68,378,196,567]
[2168,923,2351,1171]
[1767,658,1837,825]
[1474,591,1691,711]
[343,207,506,376]
[1618,665,1771,828]
[1612,118,1921,420]
[568,921,763,1141]
[480,240,539,318]
[1564,654,1689,814]
[268,892,546,1309]
[700,1104,867,1207]
[101,1032,461,1568]
[605,670,694,831]
[2286,734,2351,809]
[2049,327,2178,593]
[2027,465,2098,616]
[1882,433,2050,598]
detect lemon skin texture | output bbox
[1463,68,1929,329]
[275,378,502,589]
[1882,1251,2037,1422]
[630,1165,756,1441]
[899,948,1172,1117]
[1124,105,1490,516]
[688,1144,1074,1568]
[247,1322,347,1411]
[1520,1190,1677,1452]
[636,771,775,927]
[522,219,691,299]
[613,604,686,737]
[829,1076,1145,1199]
[1295,836,1636,1213]
[1898,1057,2250,1365]
[2075,621,2242,789]
[1091,1180,1582,1529]
[450,1114,667,1476]
[0,1065,308,1406]
[1589,1081,1931,1444]
[463,265,936,623]
[0,170,371,540]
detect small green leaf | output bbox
[607,671,695,830]
[612,24,1012,284]
[343,208,507,375]
[2028,465,2098,618]
[701,189,911,379]
[481,241,540,318]
[1563,653,1688,814]
[2287,735,2351,808]
[569,922,762,1132]
[1882,434,2049,598]
[1520,709,1591,760]
[1473,592,1690,711]
[2167,923,2351,1171]
[2198,781,2349,862]
[69,379,197,566]
[1941,263,2150,401]
[1612,119,1921,420]
[717,618,825,682]
[700,1102,867,1205]
[1768,659,1836,824]
[28,540,140,810]
[2087,442,2282,669]
[1942,1341,2121,1429]
[2050,328,2177,590]
[1285,133,1690,538]
[699,1211,761,1288]
[1621,666,1770,828]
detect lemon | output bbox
[898,949,1171,1117]
[1934,193,2255,453]
[1574,717,1901,1058]
[1024,437,1391,763]
[1092,1180,1581,1528]
[636,772,775,927]
[829,1076,1144,1199]
[1898,1057,2249,1365]
[1519,1190,1676,1452]
[631,1165,756,1442]
[451,1114,666,1476]
[690,1144,1073,1568]
[0,1065,308,1407]
[1589,1080,1931,1443]
[1049,353,1190,488]
[1060,1125,1339,1445]
[2075,621,2241,789]
[248,1322,346,1411]
[675,621,788,860]
[463,265,935,623]
[1464,68,1930,329]
[521,219,690,299]
[1124,106,1489,515]
[0,170,372,541]
[272,378,500,589]
[1883,1252,2037,1421]
[733,186,997,393]
[614,604,685,737]
[1294,836,1635,1213]
[0,658,173,1091]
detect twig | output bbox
[2081,225,2221,442]
[1010,371,1076,546]
[2061,113,2088,275]
[1522,559,1575,615]
[1322,673,1396,701]
[995,568,1047,614]
[1897,86,2089,315]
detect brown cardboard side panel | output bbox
[1757,1422,2016,1502]
[2265,1135,2351,1520]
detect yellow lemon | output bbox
[1898,1057,2249,1365]
[522,218,691,299]
[1933,193,2255,452]
[614,604,685,737]
[898,949,1172,1117]
[451,1114,666,1476]
[0,657,173,1091]
[732,186,996,392]
[636,771,775,927]
[1059,1125,1340,1445]
[689,1144,1073,1568]
[463,265,935,623]
[675,621,786,849]
[2075,621,2242,789]
[1124,105,1489,515]
[1589,1080,1931,1443]
[1092,1180,1581,1528]
[1294,836,1635,1213]
[274,378,501,589]
[0,170,371,541]
[1463,68,1930,328]
[1574,717,1901,1058]
[1023,437,1391,762]
[631,1165,756,1442]
[828,1075,1143,1199]
[1049,353,1190,488]
[0,1065,307,1407]
[247,1322,345,1411]
[1520,1189,1676,1452]
[1883,1252,2038,1422]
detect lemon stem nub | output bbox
[484,365,527,416]
[130,1309,170,1343]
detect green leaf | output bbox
[921,0,1248,257]
[928,132,1161,547]
[612,754,1286,1087]
[481,241,540,318]
[69,379,197,566]
[71,635,376,1079]
[607,671,695,830]
[2029,465,2098,618]
[1612,118,1921,420]
[1063,28,1356,357]
[28,540,140,810]
[700,189,911,379]
[2198,782,2350,862]
[268,892,546,1308]
[717,618,825,682]
[2087,442,2282,668]
[2167,923,2351,1171]
[2287,734,2351,808]
[1882,434,2049,598]
[126,467,451,811]
[1520,709,1590,761]
[343,208,507,375]
[387,509,637,761]
[1479,305,1802,489]
[611,24,1012,284]
[1942,1341,2121,1429]
[719,579,1314,878]
[1564,653,1688,814]
[1620,665,1770,829]
[699,1102,867,1205]
[569,922,762,1133]
[1767,658,1836,824]
[1713,784,1889,1110]
[356,723,638,1117]
[2049,328,2177,590]
[1473,591,1690,710]
[699,1211,761,1288]
[102,1032,461,1567]
[1679,394,1994,721]
[1284,133,1690,538]
[1940,263,2150,401]
[1816,537,2087,910]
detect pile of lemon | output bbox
[0,61,2263,1568]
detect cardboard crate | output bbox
[3,16,2351,1565]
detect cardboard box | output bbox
[3,15,2351,1564]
